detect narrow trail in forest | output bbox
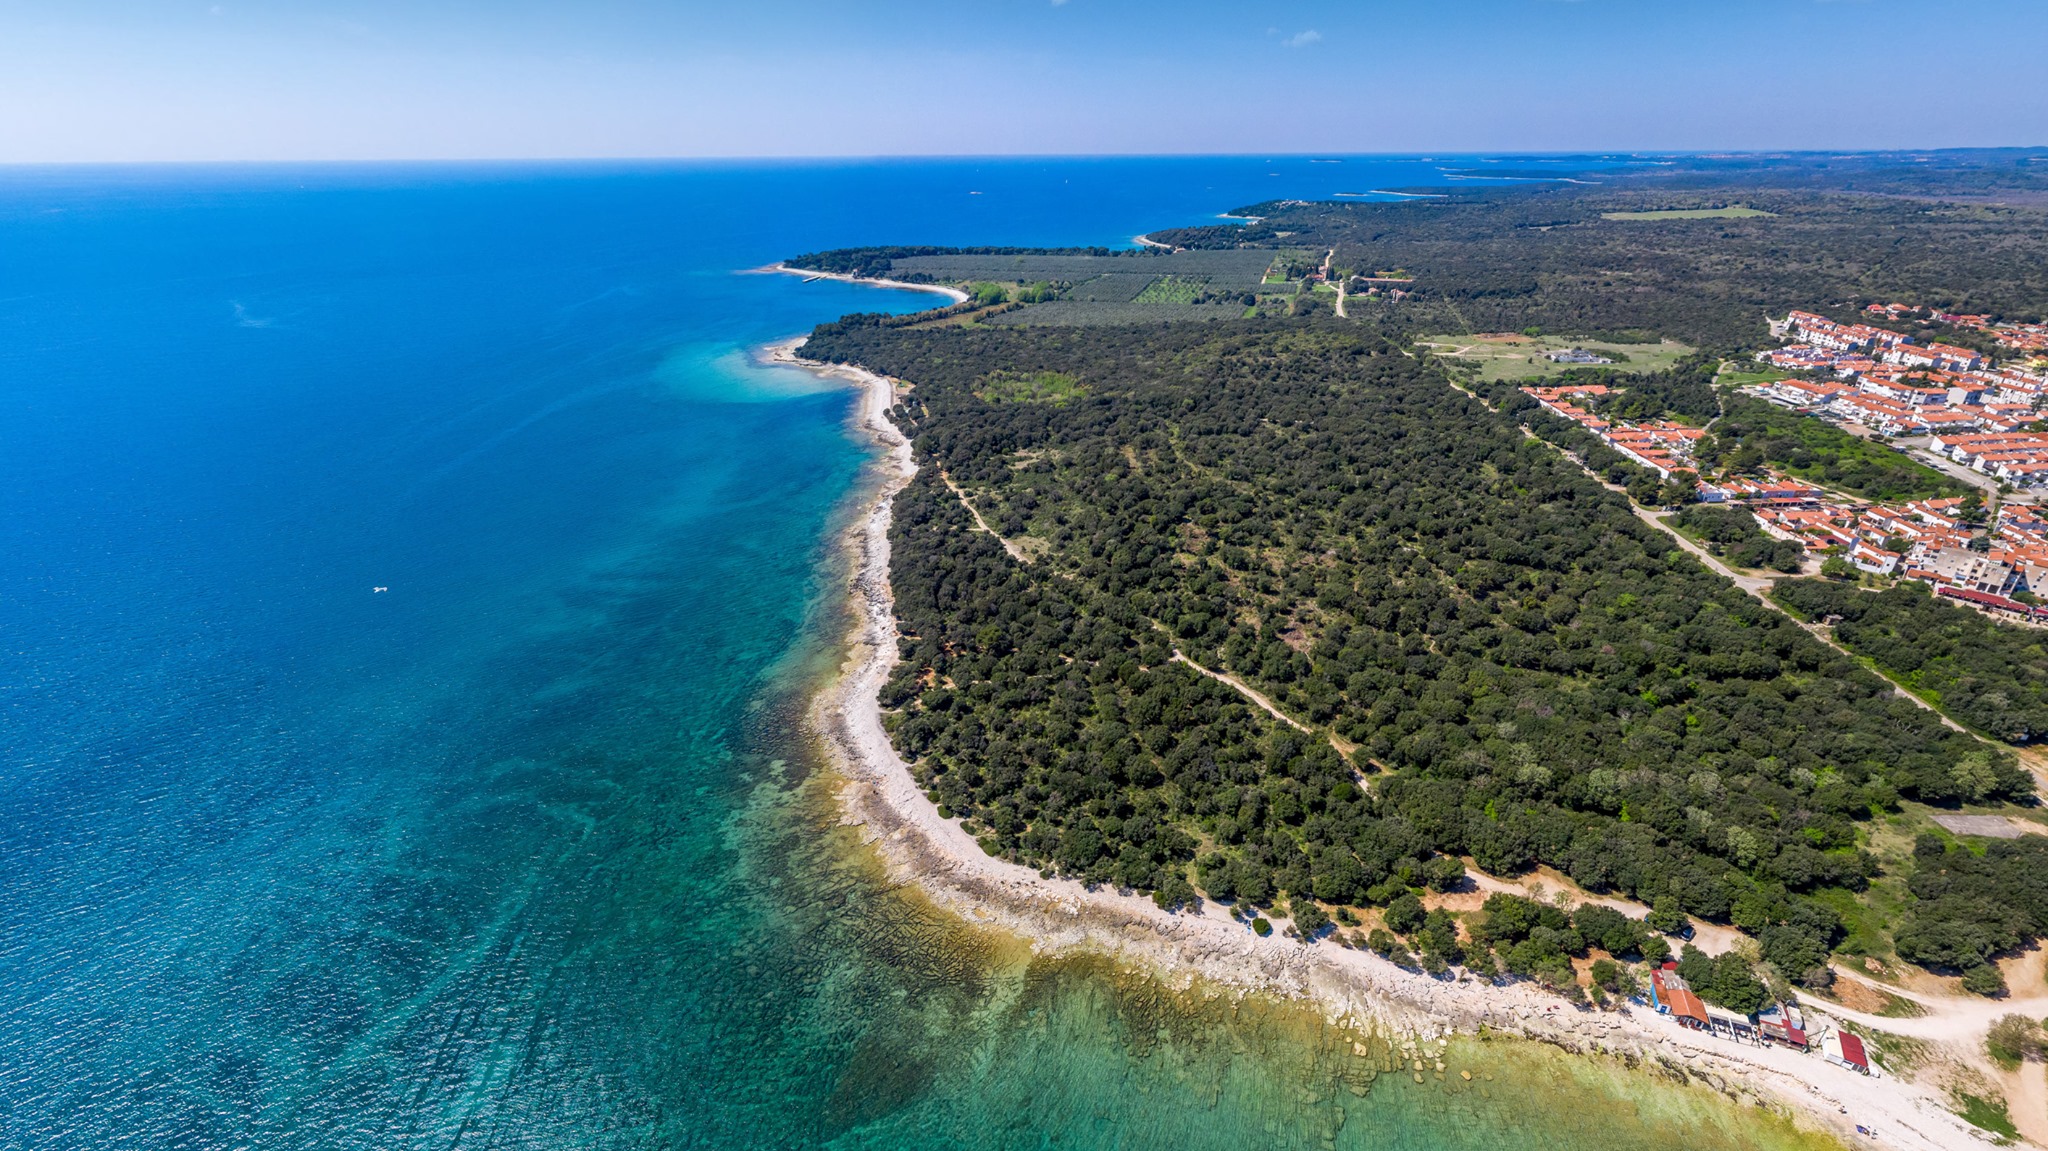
[1168,649,1363,770]
[940,471,1031,564]
[1169,651,1310,734]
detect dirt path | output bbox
[1171,651,1308,732]
[1316,249,1347,318]
[1632,505,1778,594]
[1445,373,2017,776]
[798,340,2000,1151]
[1543,434,1981,735]
[1800,984,2048,1043]
[2016,746,2048,793]
[940,471,1031,564]
[2006,1059,2048,1148]
[1170,649,1363,768]
[1832,953,2045,1008]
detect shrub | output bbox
[1292,897,1331,936]
[1986,1015,2045,1066]
[1589,957,1621,991]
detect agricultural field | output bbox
[1132,275,1210,305]
[889,249,1272,292]
[851,249,1282,327]
[1061,274,1157,303]
[1416,332,1696,382]
[984,301,1246,327]
[1600,205,1778,220]
[782,247,1290,326]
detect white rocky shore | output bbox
[771,332,1998,1151]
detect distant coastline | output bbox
[763,326,1986,1151]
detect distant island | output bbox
[788,149,2048,1151]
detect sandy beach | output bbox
[774,333,2002,1151]
[762,262,971,304]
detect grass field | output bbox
[1601,206,1777,220]
[1417,333,1696,383]
[1715,365,1788,389]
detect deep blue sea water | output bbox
[0,159,1830,1150]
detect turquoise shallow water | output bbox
[0,159,1831,1149]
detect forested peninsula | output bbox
[802,313,2044,996]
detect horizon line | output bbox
[1,146,2046,170]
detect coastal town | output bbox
[1754,309,2048,477]
[1521,306,2048,621]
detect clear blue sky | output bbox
[3,0,2043,161]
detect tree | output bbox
[1612,965,1642,999]
[814,317,2037,1002]
[1647,897,1689,935]
[1707,952,1768,1014]
[1385,891,1426,935]
[1421,854,1467,892]
[1658,473,1700,506]
[1416,908,1464,966]
[1821,555,1853,580]
[1152,870,1199,912]
[1292,894,1331,937]
[1676,943,1715,990]
[1963,964,2009,997]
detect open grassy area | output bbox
[1601,206,1778,220]
[1714,364,1787,389]
[1417,332,1696,383]
[1953,1091,2020,1140]
[972,370,1087,405]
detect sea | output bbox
[0,158,1831,1150]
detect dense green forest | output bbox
[1895,833,2048,996]
[805,317,2033,989]
[784,244,1125,280]
[1583,356,1723,425]
[1697,396,1973,501]
[1773,579,2048,744]
[1147,186,2048,346]
[1672,506,1806,573]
